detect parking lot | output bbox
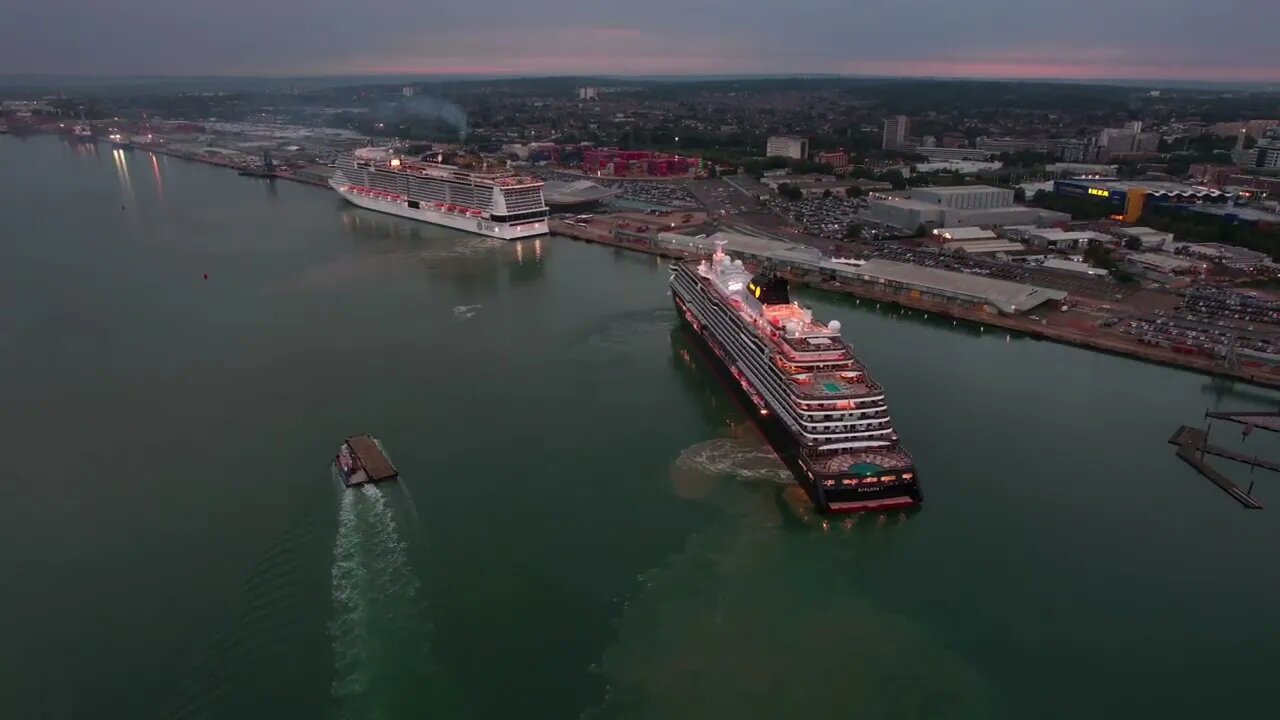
[763,196,865,240]
[1181,286,1280,326]
[1118,315,1280,357]
[686,178,760,216]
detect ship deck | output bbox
[805,447,914,476]
[791,368,884,400]
[691,266,887,401]
[345,435,398,485]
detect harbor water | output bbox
[4,135,1280,718]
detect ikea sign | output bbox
[1087,187,1111,198]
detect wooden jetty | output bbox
[1205,411,1280,435]
[1167,425,1265,509]
[341,435,398,487]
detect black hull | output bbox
[673,295,921,513]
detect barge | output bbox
[336,435,398,487]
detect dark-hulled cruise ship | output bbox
[670,241,921,512]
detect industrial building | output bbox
[1177,242,1267,268]
[1128,252,1204,274]
[1110,226,1173,249]
[913,185,1015,210]
[654,231,1066,315]
[1025,228,1113,250]
[976,137,1046,153]
[915,147,996,162]
[766,136,809,159]
[882,116,909,151]
[934,227,997,241]
[865,196,1069,231]
[941,239,1025,255]
[914,160,1002,175]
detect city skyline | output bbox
[2,1,1279,83]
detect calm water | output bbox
[4,135,1280,719]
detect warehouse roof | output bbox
[934,227,996,240]
[656,231,1066,314]
[542,179,620,204]
[836,259,1066,314]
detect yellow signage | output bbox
[749,282,760,298]
[1088,187,1110,197]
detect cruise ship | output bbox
[331,147,549,239]
[670,241,921,512]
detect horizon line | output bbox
[0,71,1276,88]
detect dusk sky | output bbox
[3,1,1279,82]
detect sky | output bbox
[2,1,1278,82]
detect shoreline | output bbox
[76,139,1280,392]
[549,219,1280,391]
[131,142,331,188]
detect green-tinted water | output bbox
[3,136,1280,719]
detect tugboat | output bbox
[336,435,398,487]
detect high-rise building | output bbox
[766,135,809,159]
[882,116,909,151]
[1248,139,1280,170]
[577,86,600,100]
[401,85,415,97]
[1097,125,1159,159]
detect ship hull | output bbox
[673,294,921,513]
[331,181,548,240]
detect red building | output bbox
[580,148,696,177]
[815,150,849,168]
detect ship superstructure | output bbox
[331,147,549,239]
[669,241,921,512]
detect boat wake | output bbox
[670,438,790,499]
[675,438,790,483]
[330,482,433,716]
[418,236,503,259]
[453,304,482,319]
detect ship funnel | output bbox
[802,309,813,323]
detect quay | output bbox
[552,220,1280,391]
[342,435,398,487]
[130,142,333,189]
[1168,425,1268,509]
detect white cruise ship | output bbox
[331,148,549,239]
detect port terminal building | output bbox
[656,231,1066,315]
